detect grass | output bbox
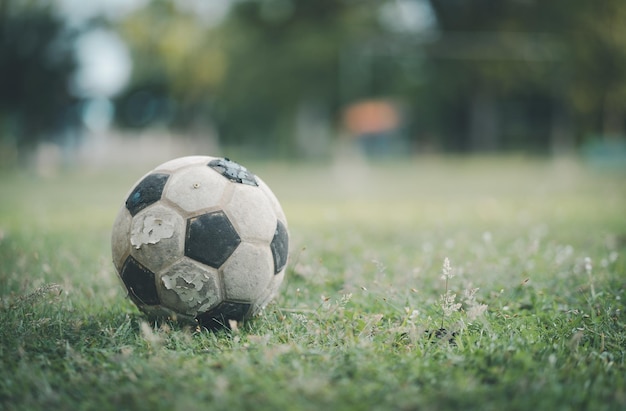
[1,156,625,410]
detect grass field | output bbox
[1,156,625,410]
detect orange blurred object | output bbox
[342,99,400,137]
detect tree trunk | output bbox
[469,91,498,152]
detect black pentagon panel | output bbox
[185,211,241,268]
[208,158,258,186]
[121,256,160,305]
[270,220,289,274]
[196,301,252,330]
[126,173,169,216]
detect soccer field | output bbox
[1,157,625,410]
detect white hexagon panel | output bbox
[157,257,222,316]
[154,156,215,173]
[164,165,228,214]
[129,204,185,274]
[221,242,273,302]
[257,176,288,224]
[224,184,276,243]
[255,268,286,313]
[111,206,132,272]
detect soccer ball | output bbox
[111,156,289,329]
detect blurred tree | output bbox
[213,0,350,152]
[114,0,386,155]
[420,0,626,152]
[115,0,227,130]
[564,0,626,140]
[416,0,569,152]
[0,0,80,158]
[112,0,626,155]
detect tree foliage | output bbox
[114,0,385,152]
[115,0,227,129]
[2,0,626,155]
[422,0,626,150]
[0,0,80,152]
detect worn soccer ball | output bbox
[111,156,289,329]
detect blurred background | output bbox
[2,0,626,172]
